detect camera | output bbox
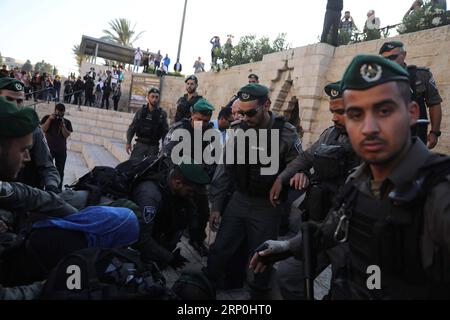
[53,114,63,121]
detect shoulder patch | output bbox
[429,77,438,90]
[294,138,303,154]
[143,206,157,224]
[0,181,14,198]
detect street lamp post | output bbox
[176,0,188,63]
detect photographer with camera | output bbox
[41,103,73,189]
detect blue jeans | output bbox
[134,59,141,72]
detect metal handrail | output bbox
[23,90,84,110]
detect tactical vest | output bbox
[407,65,428,121]
[136,106,165,145]
[335,156,450,299]
[408,65,428,143]
[233,117,287,198]
[312,127,358,182]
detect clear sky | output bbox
[0,0,413,75]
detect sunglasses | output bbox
[385,54,399,61]
[237,105,263,117]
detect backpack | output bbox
[40,247,177,300]
[70,156,165,205]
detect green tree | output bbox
[34,60,54,75]
[72,44,86,69]
[102,18,145,46]
[22,59,33,73]
[0,52,3,65]
[227,33,289,67]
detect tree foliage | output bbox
[0,52,3,65]
[34,60,54,75]
[398,1,450,34]
[225,33,290,67]
[102,18,145,47]
[72,44,86,69]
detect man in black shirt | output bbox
[321,0,344,47]
[174,75,203,123]
[41,103,73,189]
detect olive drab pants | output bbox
[206,191,282,298]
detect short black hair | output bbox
[218,107,232,120]
[396,81,412,105]
[55,103,66,112]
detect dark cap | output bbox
[148,87,160,95]
[0,77,25,92]
[341,55,410,92]
[0,96,39,137]
[379,41,404,54]
[237,84,269,102]
[324,81,342,99]
[192,98,215,114]
[185,75,198,84]
[178,159,210,185]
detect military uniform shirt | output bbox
[126,105,169,145]
[414,67,443,107]
[317,139,450,270]
[209,113,302,212]
[278,126,351,183]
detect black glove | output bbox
[170,248,189,270]
[45,185,61,194]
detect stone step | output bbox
[35,103,135,120]
[63,150,90,186]
[80,143,120,170]
[70,130,127,146]
[103,138,129,163]
[35,104,134,126]
[69,116,129,133]
[70,123,128,142]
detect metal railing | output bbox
[23,89,84,111]
[349,23,401,43]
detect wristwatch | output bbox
[430,130,442,137]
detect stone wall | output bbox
[157,25,450,155]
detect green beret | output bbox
[0,77,25,92]
[324,81,342,99]
[178,160,210,185]
[379,41,404,54]
[192,98,215,114]
[148,87,160,95]
[0,96,39,138]
[237,84,269,102]
[185,75,198,84]
[341,55,410,92]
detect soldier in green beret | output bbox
[379,40,443,149]
[126,87,169,162]
[161,97,217,256]
[0,77,61,192]
[130,157,211,270]
[206,83,302,298]
[273,81,360,299]
[251,55,450,299]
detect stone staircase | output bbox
[35,103,134,185]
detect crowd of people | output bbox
[0,9,449,301]
[322,0,448,46]
[63,66,124,110]
[134,48,177,76]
